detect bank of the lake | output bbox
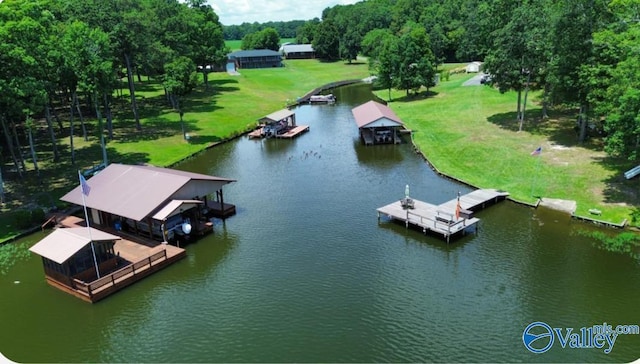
[2,83,639,363]
[377,74,639,225]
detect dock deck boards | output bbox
[276,125,309,138]
[377,189,508,242]
[247,125,309,139]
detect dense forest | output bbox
[1,0,639,204]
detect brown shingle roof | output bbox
[61,164,235,221]
[351,100,404,129]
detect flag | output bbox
[79,172,91,196]
[530,146,542,156]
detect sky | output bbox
[209,0,361,25]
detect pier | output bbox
[377,189,509,242]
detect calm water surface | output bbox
[1,84,639,363]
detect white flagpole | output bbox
[79,171,101,279]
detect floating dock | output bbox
[248,125,310,139]
[377,189,509,242]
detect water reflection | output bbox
[2,83,640,363]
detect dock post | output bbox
[405,209,409,228]
[377,211,380,223]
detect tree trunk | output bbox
[69,91,76,165]
[27,126,40,179]
[578,104,588,143]
[516,89,522,123]
[519,73,532,132]
[124,52,141,130]
[0,117,22,178]
[173,95,186,140]
[104,93,114,140]
[202,70,209,90]
[541,83,549,119]
[45,103,60,162]
[94,92,108,167]
[11,122,27,173]
[49,95,64,133]
[136,67,142,83]
[0,161,4,203]
[74,92,88,141]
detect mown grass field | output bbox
[2,60,638,243]
[376,73,639,223]
[0,59,371,242]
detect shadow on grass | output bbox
[486,109,605,151]
[593,155,640,207]
[187,134,223,145]
[1,143,150,213]
[391,90,439,103]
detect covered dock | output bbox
[352,101,406,145]
[249,109,309,139]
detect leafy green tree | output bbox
[242,28,281,50]
[547,0,610,142]
[187,2,227,88]
[241,33,256,50]
[589,1,640,159]
[163,56,199,140]
[295,19,319,44]
[375,33,400,101]
[395,22,436,96]
[313,19,340,60]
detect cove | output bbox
[1,83,639,363]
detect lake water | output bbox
[1,83,639,363]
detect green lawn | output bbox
[376,73,639,224]
[2,60,638,243]
[108,59,370,167]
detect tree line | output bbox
[2,0,639,205]
[298,0,639,160]
[0,0,228,202]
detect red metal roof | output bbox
[60,164,235,222]
[351,100,404,129]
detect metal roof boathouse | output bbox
[29,163,237,303]
[352,101,406,145]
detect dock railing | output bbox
[407,210,466,234]
[73,249,168,298]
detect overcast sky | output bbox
[210,0,361,25]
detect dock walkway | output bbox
[247,125,310,139]
[377,189,508,242]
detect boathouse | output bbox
[60,163,236,244]
[249,109,309,139]
[352,100,405,145]
[227,49,282,69]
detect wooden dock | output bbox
[377,189,509,242]
[247,125,309,139]
[277,125,309,138]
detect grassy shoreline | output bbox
[376,73,638,224]
[1,60,638,243]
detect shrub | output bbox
[13,210,32,230]
[30,208,45,224]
